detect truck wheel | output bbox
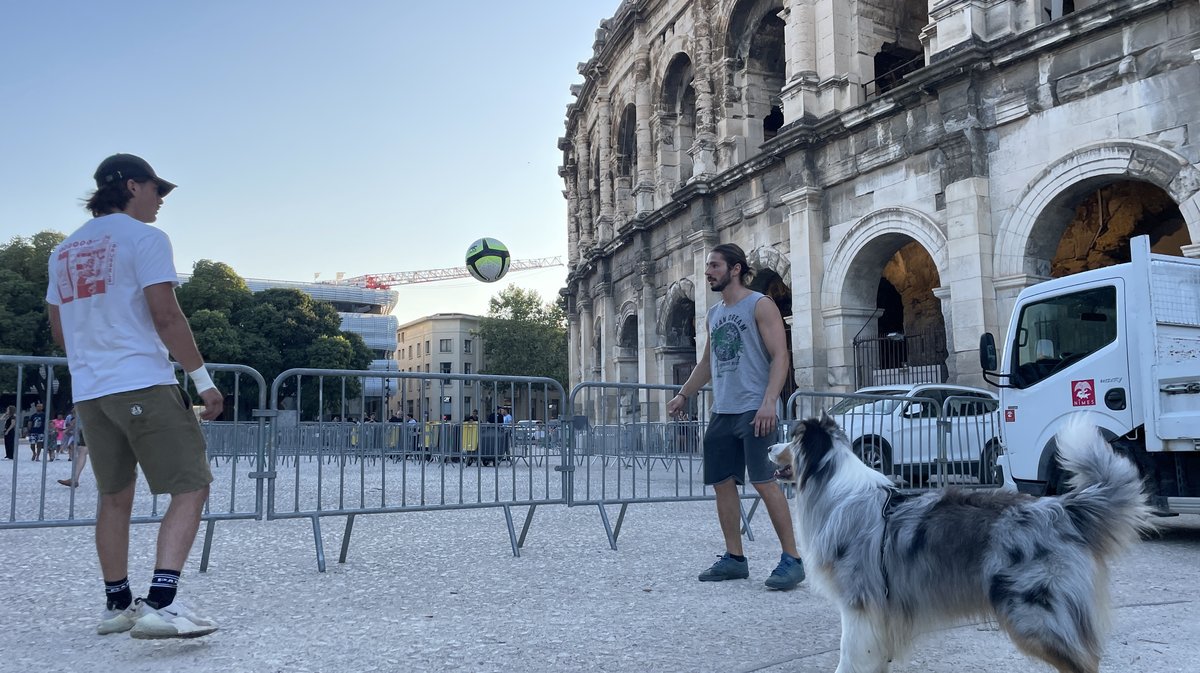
[978,441,1002,486]
[853,437,894,475]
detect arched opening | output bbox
[1048,180,1188,277]
[662,296,697,387]
[749,269,796,399]
[661,53,697,189]
[861,0,928,98]
[726,0,785,154]
[617,314,639,383]
[844,238,947,389]
[614,104,638,224]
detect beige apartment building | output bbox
[397,313,485,421]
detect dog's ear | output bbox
[819,408,835,428]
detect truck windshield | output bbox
[1010,285,1118,389]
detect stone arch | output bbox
[823,208,948,307]
[747,245,790,282]
[656,278,695,345]
[996,140,1200,279]
[617,300,639,347]
[721,0,786,153]
[660,51,697,188]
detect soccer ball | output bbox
[465,238,511,283]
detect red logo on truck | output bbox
[1072,380,1096,406]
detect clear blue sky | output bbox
[0,1,615,323]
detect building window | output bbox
[440,362,451,374]
[463,339,473,354]
[464,363,473,375]
[416,343,421,357]
[440,338,452,353]
[425,340,431,355]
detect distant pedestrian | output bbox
[50,413,67,461]
[25,402,45,461]
[47,153,222,639]
[2,406,15,460]
[59,412,90,489]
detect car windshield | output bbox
[828,391,906,415]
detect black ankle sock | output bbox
[145,569,181,609]
[728,553,746,562]
[104,577,133,611]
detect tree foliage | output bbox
[475,284,567,386]
[0,232,68,407]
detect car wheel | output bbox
[978,441,1002,486]
[853,437,893,474]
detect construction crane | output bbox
[327,257,565,289]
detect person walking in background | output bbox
[666,243,806,591]
[26,402,46,461]
[2,406,16,460]
[50,412,67,461]
[59,410,89,488]
[46,153,223,639]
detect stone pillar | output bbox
[597,93,615,242]
[562,165,580,264]
[780,0,820,122]
[823,306,877,392]
[567,311,581,391]
[923,0,989,62]
[944,177,999,388]
[578,297,594,383]
[1181,190,1200,256]
[932,285,955,383]
[812,0,862,115]
[688,230,719,353]
[638,267,657,387]
[575,131,594,250]
[781,186,827,389]
[689,0,718,178]
[634,51,656,216]
[598,282,616,383]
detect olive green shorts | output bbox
[75,384,213,495]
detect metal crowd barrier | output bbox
[785,390,1002,490]
[567,382,779,550]
[0,355,268,572]
[264,368,567,571]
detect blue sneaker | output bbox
[698,552,750,582]
[765,553,806,590]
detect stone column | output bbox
[823,306,877,391]
[567,310,581,391]
[781,186,827,389]
[597,93,615,242]
[812,0,861,115]
[689,0,718,178]
[944,177,999,387]
[598,282,616,383]
[575,131,594,250]
[922,0,989,62]
[637,266,657,387]
[688,230,719,353]
[562,164,580,264]
[578,297,594,383]
[780,0,820,122]
[634,51,656,216]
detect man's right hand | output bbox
[198,388,224,421]
[666,394,687,419]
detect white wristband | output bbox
[188,366,216,394]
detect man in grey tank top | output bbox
[667,244,806,590]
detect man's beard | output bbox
[708,271,731,292]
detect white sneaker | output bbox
[97,604,138,635]
[129,598,218,640]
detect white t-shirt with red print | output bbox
[46,213,181,402]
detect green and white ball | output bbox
[465,237,511,283]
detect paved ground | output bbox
[2,449,1198,673]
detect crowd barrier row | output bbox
[1,358,1003,572]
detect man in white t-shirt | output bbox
[46,153,223,640]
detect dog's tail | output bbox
[1055,414,1153,557]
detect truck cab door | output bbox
[1002,281,1132,492]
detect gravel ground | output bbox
[2,443,1198,673]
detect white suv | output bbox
[827,383,1002,485]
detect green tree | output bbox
[0,232,68,408]
[176,259,253,316]
[475,284,568,386]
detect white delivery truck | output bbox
[980,235,1200,514]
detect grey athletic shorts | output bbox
[703,411,776,486]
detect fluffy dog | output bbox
[768,412,1151,673]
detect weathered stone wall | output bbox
[562,0,1200,392]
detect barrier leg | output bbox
[612,503,628,543]
[199,519,216,573]
[739,498,758,541]
[597,503,618,550]
[311,515,327,573]
[502,506,520,558]
[338,514,356,564]
[516,504,537,550]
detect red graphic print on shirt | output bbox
[56,236,115,303]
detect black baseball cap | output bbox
[93,153,177,195]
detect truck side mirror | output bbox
[979,333,998,371]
